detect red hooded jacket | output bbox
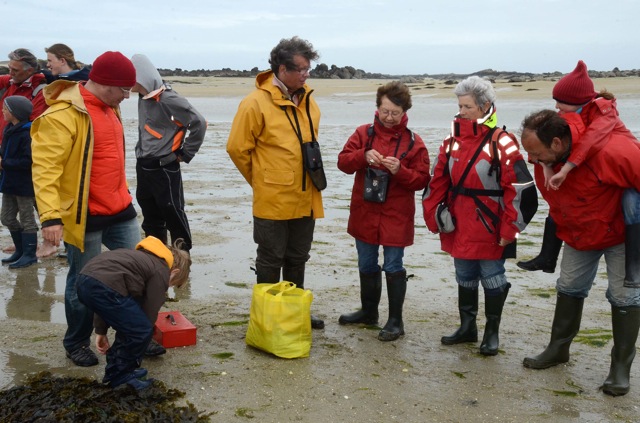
[338,115,430,247]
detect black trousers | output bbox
[253,216,315,283]
[136,160,192,250]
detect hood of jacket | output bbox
[132,54,164,94]
[42,79,88,111]
[255,70,312,107]
[136,236,173,268]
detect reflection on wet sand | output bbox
[5,266,55,322]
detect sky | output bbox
[3,0,640,76]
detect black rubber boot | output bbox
[2,231,23,264]
[283,264,325,330]
[602,306,640,396]
[339,271,382,325]
[256,265,280,284]
[378,270,407,342]
[9,232,38,269]
[523,293,584,369]
[517,217,563,273]
[480,283,511,356]
[623,223,640,288]
[441,285,478,345]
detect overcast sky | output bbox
[3,0,639,75]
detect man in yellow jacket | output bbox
[31,51,141,367]
[226,36,325,329]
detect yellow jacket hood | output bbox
[136,236,173,269]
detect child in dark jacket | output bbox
[76,236,191,390]
[0,96,38,268]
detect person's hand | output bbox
[498,237,513,247]
[548,173,566,190]
[96,334,110,355]
[42,224,64,247]
[542,164,555,190]
[381,156,401,175]
[365,149,383,167]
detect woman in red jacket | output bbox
[337,81,430,342]
[422,76,537,356]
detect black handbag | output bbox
[363,167,389,203]
[302,141,327,191]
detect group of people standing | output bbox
[227,36,640,397]
[1,36,638,396]
[1,46,205,389]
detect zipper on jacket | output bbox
[76,124,92,224]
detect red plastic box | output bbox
[153,311,197,348]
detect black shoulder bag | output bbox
[363,124,414,203]
[282,94,327,191]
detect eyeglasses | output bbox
[378,108,403,118]
[119,87,132,95]
[289,66,311,75]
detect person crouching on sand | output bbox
[76,236,191,389]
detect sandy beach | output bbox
[1,76,640,422]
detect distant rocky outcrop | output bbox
[1,61,639,81]
[155,64,640,81]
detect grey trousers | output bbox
[1,194,38,233]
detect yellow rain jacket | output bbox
[30,80,125,251]
[226,71,324,220]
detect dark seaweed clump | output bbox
[0,372,213,422]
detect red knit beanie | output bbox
[88,51,136,87]
[552,60,596,106]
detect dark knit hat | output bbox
[4,95,33,122]
[552,60,596,106]
[88,51,136,87]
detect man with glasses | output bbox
[0,48,47,138]
[227,36,326,329]
[31,51,141,367]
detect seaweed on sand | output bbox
[0,371,215,422]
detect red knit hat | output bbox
[88,51,136,87]
[552,60,596,106]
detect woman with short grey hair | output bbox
[423,76,537,356]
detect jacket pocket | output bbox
[60,192,75,211]
[144,124,163,139]
[263,169,294,186]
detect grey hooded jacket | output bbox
[131,54,206,163]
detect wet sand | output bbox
[1,77,640,422]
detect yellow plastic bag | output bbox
[245,281,313,358]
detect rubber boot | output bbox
[523,293,584,369]
[378,270,407,342]
[2,231,23,264]
[339,270,382,325]
[602,306,640,396]
[255,265,280,284]
[623,223,640,288]
[9,232,38,269]
[479,283,511,356]
[441,285,478,345]
[517,217,563,273]
[283,264,325,330]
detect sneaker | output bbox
[144,339,166,357]
[133,368,148,378]
[66,346,99,367]
[126,377,154,391]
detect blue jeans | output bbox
[63,217,141,352]
[622,189,640,225]
[77,275,152,385]
[355,239,404,274]
[454,258,508,291]
[557,243,640,307]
